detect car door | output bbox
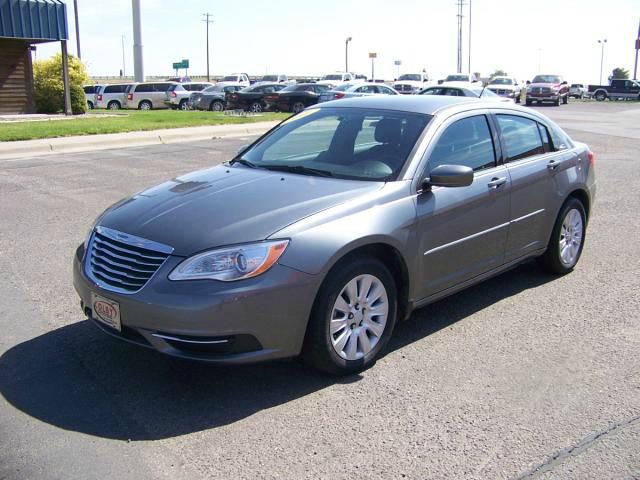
[415,111,511,298]
[494,112,573,262]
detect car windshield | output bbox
[473,88,499,98]
[262,75,278,81]
[446,75,469,82]
[490,78,512,85]
[333,84,353,92]
[222,76,238,81]
[323,74,342,80]
[398,74,421,81]
[236,107,431,181]
[532,75,562,83]
[204,85,222,93]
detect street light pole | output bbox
[345,37,352,73]
[598,39,607,85]
[73,0,81,59]
[121,35,126,77]
[203,13,214,81]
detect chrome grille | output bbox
[86,226,173,293]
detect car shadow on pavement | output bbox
[0,261,555,441]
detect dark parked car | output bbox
[264,83,333,113]
[226,83,287,112]
[75,95,595,375]
[588,78,640,101]
[191,83,246,111]
[525,75,569,106]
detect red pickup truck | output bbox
[525,74,569,106]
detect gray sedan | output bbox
[318,82,398,103]
[190,83,245,111]
[74,96,596,375]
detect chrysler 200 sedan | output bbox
[73,95,596,374]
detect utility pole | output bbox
[203,13,214,81]
[73,0,81,59]
[634,18,640,79]
[456,0,466,73]
[132,0,144,82]
[121,35,126,77]
[468,0,471,73]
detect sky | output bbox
[35,0,640,85]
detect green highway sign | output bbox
[172,59,189,69]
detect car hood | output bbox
[98,165,383,256]
[529,82,563,89]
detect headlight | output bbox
[169,240,289,282]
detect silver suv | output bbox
[83,85,103,109]
[164,82,214,110]
[124,82,176,110]
[96,83,136,110]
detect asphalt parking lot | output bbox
[0,102,639,480]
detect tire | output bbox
[554,96,560,106]
[139,100,152,110]
[179,99,189,110]
[525,99,532,106]
[538,197,587,275]
[107,101,121,110]
[249,101,263,113]
[595,91,607,101]
[302,256,398,375]
[87,101,94,110]
[515,94,520,104]
[210,100,224,112]
[562,94,568,105]
[292,101,305,114]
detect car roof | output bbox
[315,95,483,114]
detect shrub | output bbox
[33,53,89,114]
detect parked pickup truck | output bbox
[588,79,640,101]
[393,73,431,94]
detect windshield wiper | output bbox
[231,158,258,168]
[260,164,335,178]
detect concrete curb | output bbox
[0,121,279,160]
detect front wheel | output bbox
[302,257,397,375]
[249,101,263,113]
[538,198,587,274]
[292,101,305,113]
[562,94,568,104]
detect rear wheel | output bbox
[87,101,94,109]
[107,101,121,110]
[210,100,224,112]
[249,101,263,113]
[292,101,305,113]
[595,91,607,101]
[302,257,397,375]
[538,198,587,274]
[139,100,152,110]
[179,99,189,110]
[525,98,532,106]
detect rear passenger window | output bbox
[136,84,153,93]
[496,115,544,162]
[428,115,496,172]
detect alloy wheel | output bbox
[559,208,584,267]
[329,274,389,361]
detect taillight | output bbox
[127,93,133,100]
[97,94,103,101]
[230,94,238,100]
[171,91,177,97]
[334,92,345,99]
[587,151,595,167]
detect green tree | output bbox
[490,69,508,78]
[33,53,89,114]
[611,67,629,79]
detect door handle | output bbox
[487,177,507,189]
[547,160,560,170]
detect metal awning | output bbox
[0,0,68,42]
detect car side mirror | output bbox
[526,80,531,85]
[423,164,474,189]
[237,144,249,155]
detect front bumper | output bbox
[73,245,321,364]
[527,93,561,102]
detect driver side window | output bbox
[428,115,496,172]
